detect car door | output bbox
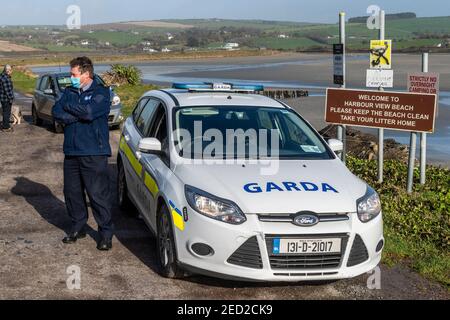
[35,76,49,118]
[138,103,171,230]
[120,97,159,209]
[42,77,57,118]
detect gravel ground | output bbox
[0,93,448,300]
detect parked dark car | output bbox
[32,73,123,132]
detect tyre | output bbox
[156,204,184,279]
[32,104,43,126]
[117,161,138,216]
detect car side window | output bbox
[135,99,159,136]
[39,76,50,91]
[148,105,169,166]
[132,98,149,123]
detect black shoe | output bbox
[97,238,112,251]
[62,231,87,244]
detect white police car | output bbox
[117,82,384,281]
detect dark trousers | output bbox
[64,155,113,240]
[1,100,12,129]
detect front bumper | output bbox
[175,209,384,282]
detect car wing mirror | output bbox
[44,88,55,95]
[327,139,343,153]
[139,137,162,154]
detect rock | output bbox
[319,125,409,162]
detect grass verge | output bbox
[346,156,449,288]
[114,83,160,116]
[12,69,37,96]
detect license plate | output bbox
[273,238,341,254]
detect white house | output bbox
[143,47,158,53]
[162,48,172,53]
[81,40,89,46]
[223,42,239,50]
[278,34,289,39]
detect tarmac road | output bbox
[0,92,448,299]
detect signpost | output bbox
[335,12,347,162]
[325,88,437,133]
[405,53,439,188]
[376,11,386,183]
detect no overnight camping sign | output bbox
[325,88,437,133]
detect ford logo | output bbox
[293,213,319,227]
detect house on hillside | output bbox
[223,42,239,50]
[143,47,158,53]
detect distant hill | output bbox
[348,12,417,23]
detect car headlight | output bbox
[185,185,246,225]
[356,186,381,223]
[112,95,121,106]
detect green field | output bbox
[81,31,145,46]
[164,16,450,51]
[4,16,449,53]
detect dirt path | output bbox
[0,93,448,299]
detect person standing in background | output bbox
[0,65,15,133]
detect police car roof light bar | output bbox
[172,82,264,92]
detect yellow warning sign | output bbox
[370,40,392,69]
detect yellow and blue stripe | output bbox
[169,200,184,231]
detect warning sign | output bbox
[325,88,437,133]
[407,72,439,95]
[370,40,392,69]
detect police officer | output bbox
[52,56,113,251]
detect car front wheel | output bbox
[157,205,184,279]
[32,104,43,126]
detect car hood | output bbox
[173,159,367,214]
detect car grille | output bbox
[227,236,263,269]
[347,234,369,267]
[265,234,349,270]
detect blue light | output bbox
[172,83,212,90]
[172,82,264,92]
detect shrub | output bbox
[103,64,142,86]
[346,156,450,250]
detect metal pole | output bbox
[338,11,346,162]
[420,52,429,185]
[377,10,385,183]
[407,132,417,193]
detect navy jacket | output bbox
[52,78,112,157]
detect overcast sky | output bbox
[1,0,449,25]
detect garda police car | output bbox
[117,82,384,281]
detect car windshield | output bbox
[173,106,333,160]
[56,74,105,91]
